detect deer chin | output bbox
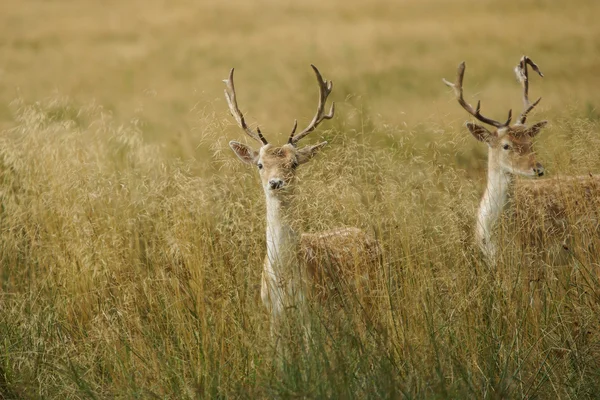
[497,159,537,178]
[505,166,541,179]
[264,184,293,198]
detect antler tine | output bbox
[223,68,268,145]
[289,65,335,145]
[515,56,544,124]
[287,119,298,144]
[443,62,512,128]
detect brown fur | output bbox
[512,175,600,262]
[300,227,381,300]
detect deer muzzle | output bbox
[533,162,544,177]
[269,179,284,190]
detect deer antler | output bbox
[443,62,512,128]
[223,68,268,145]
[288,65,335,145]
[514,56,544,125]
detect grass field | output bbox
[1,0,600,398]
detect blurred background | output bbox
[1,0,598,153]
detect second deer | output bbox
[444,56,600,265]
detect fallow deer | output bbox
[444,56,600,265]
[225,65,380,340]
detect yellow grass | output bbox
[1,0,600,398]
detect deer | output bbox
[444,56,600,266]
[225,65,381,344]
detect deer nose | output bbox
[534,163,544,177]
[269,179,284,190]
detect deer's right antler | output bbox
[223,68,268,145]
[515,56,544,125]
[443,62,512,128]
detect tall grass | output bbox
[0,96,599,398]
[1,0,600,397]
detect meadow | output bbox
[1,0,600,398]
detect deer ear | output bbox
[466,122,495,143]
[229,141,258,165]
[296,141,327,165]
[526,121,548,138]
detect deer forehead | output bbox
[507,125,532,138]
[497,128,534,148]
[258,144,297,167]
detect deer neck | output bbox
[262,193,304,319]
[476,150,514,261]
[264,193,299,274]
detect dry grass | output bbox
[1,0,600,398]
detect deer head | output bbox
[226,65,334,196]
[444,56,548,178]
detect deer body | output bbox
[478,168,600,263]
[512,175,600,262]
[225,66,379,337]
[261,194,378,320]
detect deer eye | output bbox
[257,163,263,170]
[502,144,511,151]
[291,160,299,169]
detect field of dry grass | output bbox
[1,0,600,398]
